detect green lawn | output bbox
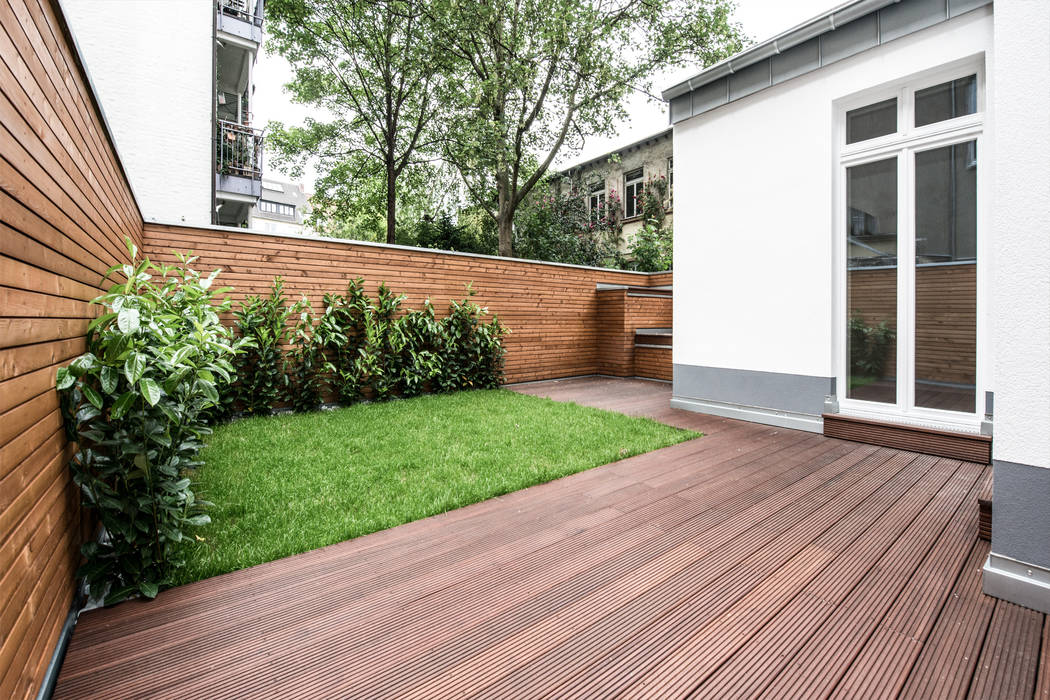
[174,389,698,585]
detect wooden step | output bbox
[978,470,993,541]
[822,413,992,464]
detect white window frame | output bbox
[832,56,987,433]
[588,184,606,223]
[624,168,644,219]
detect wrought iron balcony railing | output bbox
[216,119,263,180]
[218,0,263,27]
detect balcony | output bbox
[215,119,263,225]
[216,0,263,45]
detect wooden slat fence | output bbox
[0,0,141,697]
[142,224,671,384]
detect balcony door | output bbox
[838,66,983,428]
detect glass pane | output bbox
[847,157,898,403]
[846,98,897,144]
[914,141,977,412]
[915,75,977,128]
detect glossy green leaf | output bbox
[139,378,162,406]
[55,367,74,391]
[100,366,119,395]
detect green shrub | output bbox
[514,181,619,267]
[319,278,371,404]
[391,301,442,398]
[434,285,507,392]
[287,298,328,413]
[231,278,293,415]
[848,315,896,386]
[56,242,243,604]
[627,223,672,272]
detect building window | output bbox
[624,168,644,218]
[259,200,295,217]
[588,184,605,224]
[840,67,982,418]
[667,157,673,208]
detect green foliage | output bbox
[435,0,743,255]
[174,390,698,585]
[56,241,243,604]
[318,278,371,404]
[625,175,673,271]
[231,278,294,415]
[848,316,896,385]
[319,279,507,401]
[407,214,497,255]
[265,0,449,243]
[433,285,508,392]
[627,223,673,272]
[514,181,618,267]
[287,299,328,413]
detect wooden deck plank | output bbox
[969,600,1044,700]
[52,378,1047,699]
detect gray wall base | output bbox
[983,553,1050,614]
[670,396,823,433]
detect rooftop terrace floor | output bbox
[55,377,1049,698]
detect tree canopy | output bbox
[265,0,743,259]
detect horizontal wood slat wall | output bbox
[0,0,141,697]
[142,225,672,384]
[633,346,672,382]
[848,264,977,386]
[596,288,672,378]
[822,413,992,464]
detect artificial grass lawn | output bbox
[174,389,698,585]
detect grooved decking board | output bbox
[52,378,1047,699]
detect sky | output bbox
[253,0,839,182]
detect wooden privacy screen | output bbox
[0,0,141,697]
[595,287,672,379]
[142,224,672,384]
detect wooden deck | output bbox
[54,377,1049,698]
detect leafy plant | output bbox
[319,278,370,404]
[435,284,507,392]
[286,298,328,413]
[848,315,896,385]
[514,180,618,267]
[627,223,673,272]
[232,278,294,415]
[392,300,443,397]
[56,241,244,604]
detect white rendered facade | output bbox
[63,0,263,227]
[666,0,1049,613]
[63,0,214,225]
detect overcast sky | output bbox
[254,0,839,181]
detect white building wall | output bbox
[982,0,1050,614]
[988,1,1050,470]
[673,8,992,385]
[63,0,213,226]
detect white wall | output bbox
[673,8,994,382]
[63,0,213,226]
[990,0,1050,468]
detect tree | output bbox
[266,0,444,244]
[433,0,742,256]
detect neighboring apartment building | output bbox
[64,0,264,228]
[250,179,314,235]
[664,0,1050,614]
[559,128,673,248]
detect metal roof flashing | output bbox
[661,0,991,123]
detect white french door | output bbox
[836,63,985,432]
